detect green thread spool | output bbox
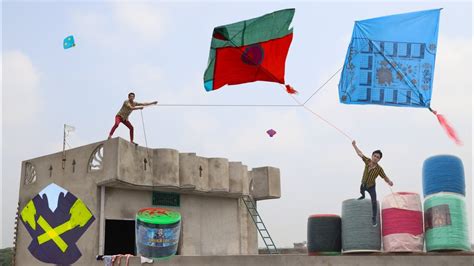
[136,208,181,258]
[424,193,470,251]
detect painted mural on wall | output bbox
[20,183,95,264]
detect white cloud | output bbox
[113,2,167,43]
[129,63,163,91]
[433,37,472,115]
[70,3,167,50]
[3,51,41,126]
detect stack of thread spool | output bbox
[381,192,424,252]
[307,214,341,255]
[422,155,470,251]
[341,199,381,253]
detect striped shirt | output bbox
[361,155,387,188]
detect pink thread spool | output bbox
[381,192,424,252]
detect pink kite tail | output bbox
[430,108,462,145]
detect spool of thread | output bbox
[341,199,381,253]
[381,192,423,252]
[424,193,470,251]
[307,214,341,255]
[422,155,465,197]
[136,208,181,258]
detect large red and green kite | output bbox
[204,9,295,92]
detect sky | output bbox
[1,0,472,249]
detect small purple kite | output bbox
[266,129,276,137]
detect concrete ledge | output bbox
[250,167,281,200]
[89,254,474,266]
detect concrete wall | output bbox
[105,187,254,255]
[93,254,474,266]
[15,140,113,266]
[15,137,277,265]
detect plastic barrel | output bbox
[422,155,465,197]
[341,199,381,253]
[382,192,424,252]
[424,193,470,251]
[136,208,181,258]
[307,214,341,255]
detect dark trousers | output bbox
[360,184,377,219]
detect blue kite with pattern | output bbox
[338,9,441,108]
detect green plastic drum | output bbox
[136,208,181,258]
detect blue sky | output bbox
[2,1,472,248]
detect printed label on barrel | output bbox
[137,224,180,247]
[424,204,451,230]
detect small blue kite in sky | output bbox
[63,35,76,49]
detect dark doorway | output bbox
[104,219,136,255]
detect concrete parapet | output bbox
[196,156,210,192]
[229,162,250,195]
[179,153,198,189]
[21,138,278,199]
[250,167,281,200]
[152,148,180,187]
[208,158,230,192]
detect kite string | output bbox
[140,109,152,171]
[220,38,353,141]
[389,186,401,209]
[156,103,300,107]
[288,94,353,141]
[140,110,149,149]
[302,66,343,105]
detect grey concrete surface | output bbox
[14,138,280,265]
[92,254,473,266]
[250,167,281,200]
[208,158,229,192]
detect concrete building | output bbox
[14,138,281,265]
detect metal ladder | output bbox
[241,195,279,254]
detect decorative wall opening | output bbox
[24,162,37,185]
[88,145,104,172]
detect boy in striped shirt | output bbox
[352,140,394,226]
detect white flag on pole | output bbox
[65,124,75,134]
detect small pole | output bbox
[62,124,66,169]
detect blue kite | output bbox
[63,35,76,49]
[338,9,460,145]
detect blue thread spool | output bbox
[422,155,465,197]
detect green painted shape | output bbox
[21,200,37,230]
[137,208,181,225]
[204,8,295,84]
[69,199,93,227]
